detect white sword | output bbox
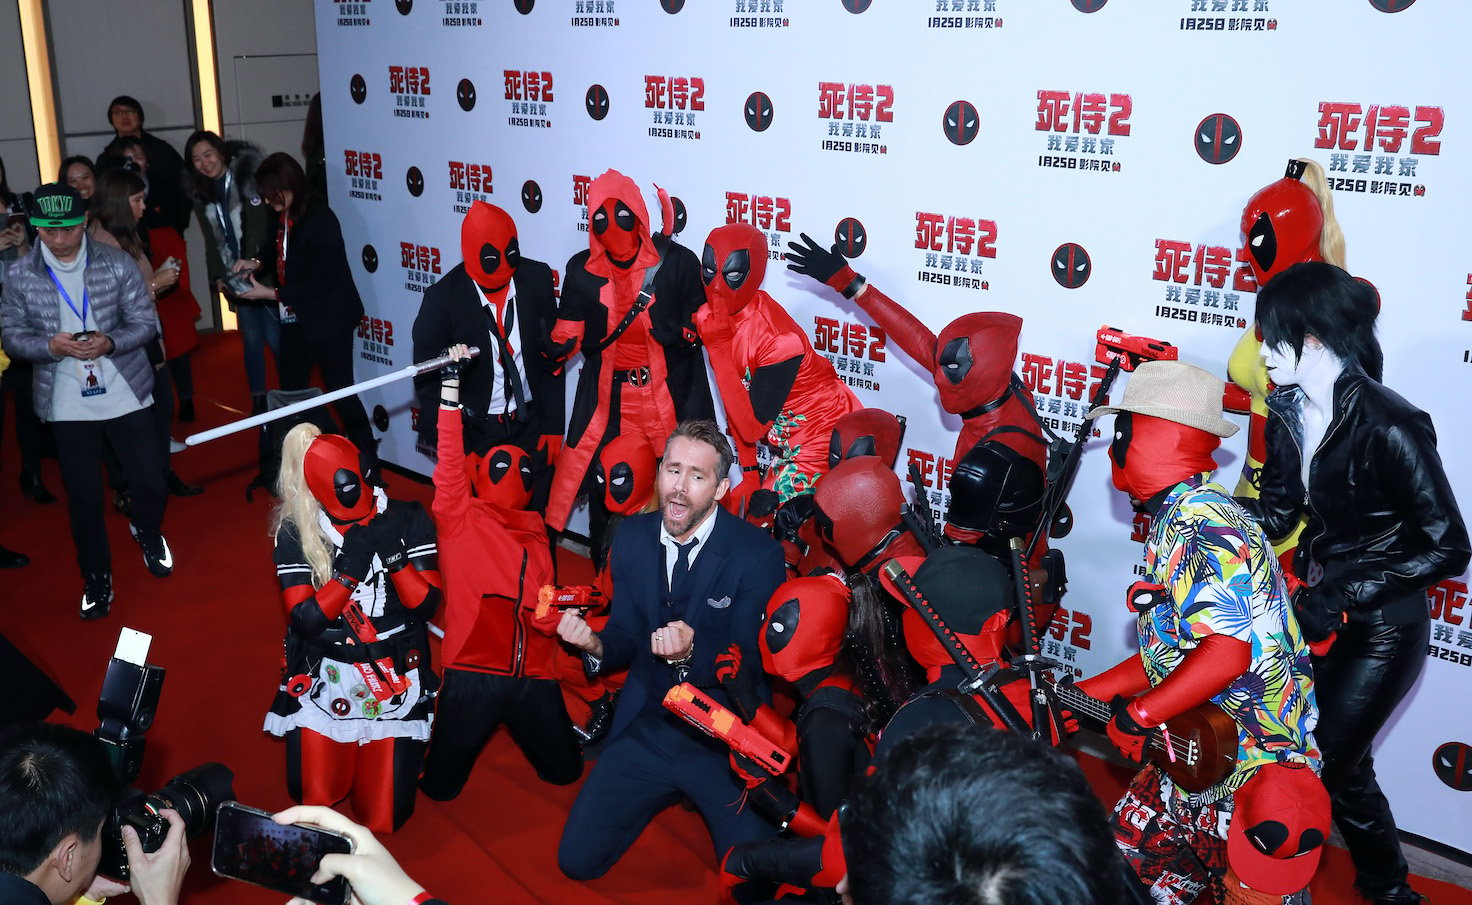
[184,347,481,446]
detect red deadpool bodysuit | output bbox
[418,406,582,798]
[696,223,860,510]
[546,169,712,532]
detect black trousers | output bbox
[52,407,166,576]
[419,669,582,800]
[279,324,377,469]
[1312,606,1429,897]
[0,362,47,476]
[558,717,777,881]
[103,364,176,491]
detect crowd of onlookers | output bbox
[0,93,358,620]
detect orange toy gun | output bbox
[1095,325,1178,372]
[535,584,604,621]
[662,683,793,776]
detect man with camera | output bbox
[0,723,189,905]
[0,183,175,619]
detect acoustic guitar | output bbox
[1051,680,1238,793]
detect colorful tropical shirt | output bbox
[1138,473,1320,801]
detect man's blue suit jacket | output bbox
[595,507,787,745]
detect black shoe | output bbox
[19,472,57,504]
[112,489,133,517]
[130,525,175,577]
[251,393,268,415]
[574,692,617,745]
[1358,884,1427,905]
[81,571,112,619]
[179,398,195,422]
[166,470,205,496]
[0,545,28,568]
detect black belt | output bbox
[614,366,652,387]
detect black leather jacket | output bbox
[1249,366,1469,623]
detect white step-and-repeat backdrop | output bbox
[313,0,1472,851]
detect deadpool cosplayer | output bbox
[546,169,713,536]
[695,223,860,512]
[554,433,660,745]
[785,235,1046,553]
[265,426,441,833]
[411,201,562,508]
[719,574,872,901]
[1224,158,1344,512]
[1247,264,1469,905]
[418,345,582,800]
[1076,361,1320,904]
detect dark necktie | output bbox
[669,538,698,598]
[484,301,528,419]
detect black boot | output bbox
[166,470,205,496]
[19,472,57,504]
[574,692,618,745]
[81,571,112,619]
[0,545,28,568]
[178,398,195,422]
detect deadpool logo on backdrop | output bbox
[1195,113,1241,164]
[373,406,391,432]
[1071,0,1108,10]
[1433,742,1472,791]
[395,0,412,14]
[457,79,477,112]
[842,0,872,12]
[944,100,979,146]
[1051,243,1091,288]
[514,0,535,12]
[362,245,379,273]
[661,0,685,11]
[672,197,688,235]
[406,166,425,197]
[586,84,610,121]
[522,180,543,213]
[835,218,867,258]
[350,74,367,104]
[745,92,774,132]
[1369,0,1416,10]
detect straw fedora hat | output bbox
[1085,360,1239,438]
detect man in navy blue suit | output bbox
[556,420,785,880]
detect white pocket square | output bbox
[706,596,732,609]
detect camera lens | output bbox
[149,763,235,837]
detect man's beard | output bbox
[661,491,715,540]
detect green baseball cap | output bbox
[28,183,87,228]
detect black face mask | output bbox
[938,336,974,386]
[764,597,801,655]
[478,242,501,275]
[332,467,362,512]
[606,460,635,505]
[592,200,636,236]
[1109,411,1133,471]
[721,248,751,290]
[1248,211,1277,275]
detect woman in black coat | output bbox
[238,153,377,476]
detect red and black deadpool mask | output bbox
[701,223,766,314]
[1240,165,1323,288]
[760,574,851,683]
[934,312,1022,415]
[1108,412,1220,505]
[946,438,1045,548]
[812,458,912,572]
[828,408,905,469]
[465,444,534,510]
[587,170,651,266]
[461,201,521,291]
[304,434,374,524]
[596,434,657,516]
[880,549,1012,678]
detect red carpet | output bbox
[2,331,1467,904]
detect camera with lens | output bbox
[94,629,236,880]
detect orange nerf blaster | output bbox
[536,584,604,620]
[662,683,793,776]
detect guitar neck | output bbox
[1053,684,1185,759]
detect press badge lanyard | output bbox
[47,267,91,330]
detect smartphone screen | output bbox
[210,802,353,905]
